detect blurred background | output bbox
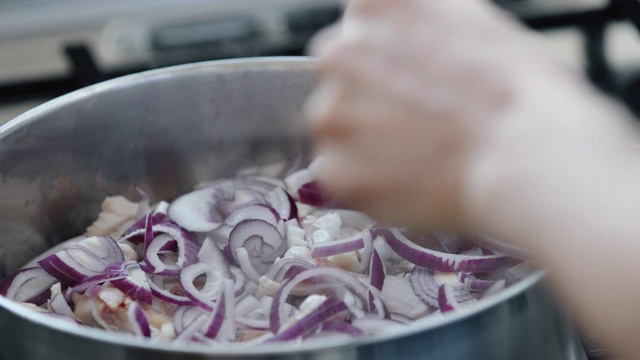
[3,0,640,126]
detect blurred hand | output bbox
[305,0,591,232]
[306,2,640,358]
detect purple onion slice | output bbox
[148,274,193,306]
[410,267,474,308]
[167,182,234,233]
[228,219,286,276]
[105,261,152,304]
[265,187,297,221]
[128,302,151,337]
[120,211,168,245]
[0,267,56,305]
[270,296,349,341]
[179,262,231,312]
[38,236,124,286]
[458,272,498,292]
[48,292,76,319]
[310,234,365,259]
[202,279,235,341]
[173,305,207,334]
[297,181,332,207]
[224,204,280,227]
[142,223,198,276]
[438,285,460,313]
[369,249,385,291]
[320,321,365,336]
[377,228,522,273]
[168,176,282,233]
[270,267,374,333]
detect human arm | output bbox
[305,0,640,357]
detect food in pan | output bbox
[0,159,528,345]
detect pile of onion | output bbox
[0,160,528,345]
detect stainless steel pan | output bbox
[0,57,586,360]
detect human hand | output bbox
[305,0,571,231]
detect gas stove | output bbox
[0,0,639,112]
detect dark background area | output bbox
[2,0,640,121]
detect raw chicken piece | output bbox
[86,196,139,238]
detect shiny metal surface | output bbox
[0,57,586,359]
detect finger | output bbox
[312,142,380,213]
[304,77,354,142]
[307,22,343,59]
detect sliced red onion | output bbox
[284,167,314,196]
[143,223,199,276]
[497,263,533,285]
[270,267,373,333]
[120,211,168,246]
[310,234,365,259]
[173,305,207,334]
[224,204,280,227]
[229,266,247,297]
[438,284,459,313]
[458,273,498,292]
[320,321,365,336]
[265,187,297,221]
[235,296,270,330]
[84,284,103,298]
[128,302,151,337]
[143,212,154,249]
[410,267,474,308]
[228,219,286,276]
[167,182,233,232]
[203,279,235,341]
[169,176,284,233]
[257,259,316,297]
[48,292,76,319]
[482,279,507,298]
[357,230,374,274]
[180,262,229,312]
[236,317,270,331]
[202,295,225,339]
[39,236,124,286]
[105,261,152,304]
[366,287,386,318]
[0,159,534,345]
[235,248,264,284]
[271,296,349,341]
[369,249,385,291]
[197,237,231,275]
[388,312,415,324]
[377,228,522,273]
[380,275,432,319]
[0,267,56,305]
[329,210,374,232]
[63,273,111,302]
[148,274,193,306]
[297,181,332,207]
[264,258,316,284]
[175,311,209,342]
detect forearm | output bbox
[465,79,640,358]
